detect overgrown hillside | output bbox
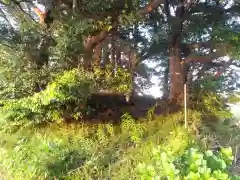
[0,111,240,180]
[1,0,240,179]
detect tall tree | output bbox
[1,0,240,103]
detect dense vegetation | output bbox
[0,0,240,179]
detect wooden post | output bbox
[235,145,239,165]
[184,83,187,129]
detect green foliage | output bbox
[51,19,92,61]
[93,65,132,94]
[228,93,240,104]
[200,76,225,91]
[0,69,95,123]
[0,17,57,99]
[190,85,233,120]
[0,46,45,98]
[0,67,132,123]
[147,102,158,121]
[137,146,235,180]
[0,64,61,99]
[201,92,232,118]
[0,124,96,179]
[1,110,239,179]
[121,113,146,145]
[0,111,200,179]
[0,0,240,179]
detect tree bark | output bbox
[102,43,110,68]
[168,37,185,103]
[94,43,101,66]
[168,0,188,103]
[116,45,121,67]
[111,36,116,67]
[162,62,169,99]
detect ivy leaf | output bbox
[220,160,227,170]
[205,150,213,157]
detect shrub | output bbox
[136,146,236,180]
[0,67,132,123]
[93,65,132,94]
[0,112,194,179]
[0,69,95,123]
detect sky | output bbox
[143,75,162,97]
[230,104,240,118]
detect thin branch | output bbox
[186,41,231,50]
[0,41,15,48]
[181,41,233,64]
[11,0,38,23]
[0,8,14,28]
[184,52,225,64]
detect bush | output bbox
[2,110,239,179]
[137,146,236,180]
[0,67,132,123]
[0,112,197,179]
[93,65,132,94]
[0,69,95,123]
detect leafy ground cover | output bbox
[0,111,239,180]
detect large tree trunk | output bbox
[168,37,185,103]
[167,0,189,104]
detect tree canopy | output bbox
[0,0,240,114]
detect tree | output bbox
[0,0,240,104]
[49,0,240,102]
[139,0,240,103]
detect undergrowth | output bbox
[0,67,131,124]
[0,110,239,180]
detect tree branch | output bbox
[11,0,37,23]
[186,41,232,51]
[0,8,14,28]
[180,40,233,64]
[83,0,165,67]
[85,0,165,46]
[0,40,16,49]
[184,53,221,63]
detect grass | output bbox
[199,118,240,176]
[1,110,239,179]
[0,111,201,180]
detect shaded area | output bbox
[46,150,87,178]
[64,93,181,124]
